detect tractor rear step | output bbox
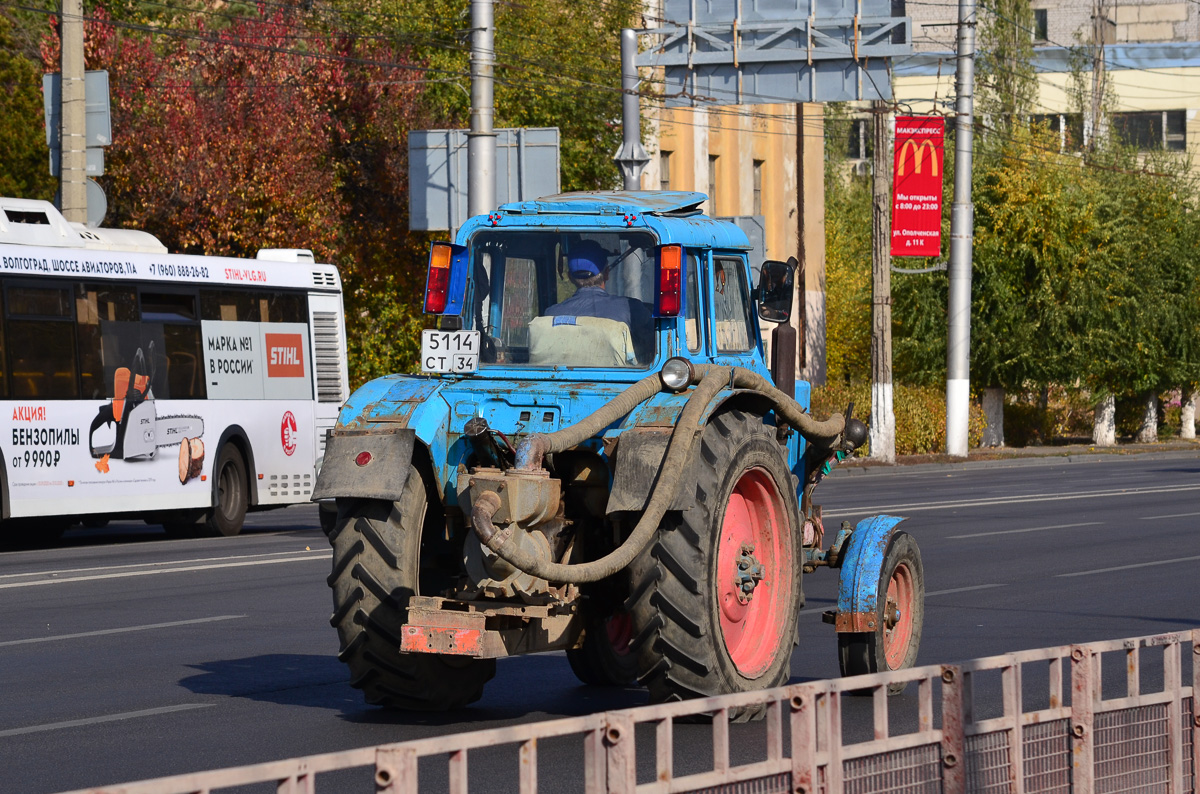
[399,595,581,658]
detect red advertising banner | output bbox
[891,116,945,257]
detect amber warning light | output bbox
[656,245,683,317]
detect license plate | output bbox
[421,330,480,374]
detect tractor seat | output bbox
[527,315,635,367]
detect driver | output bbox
[544,240,654,362]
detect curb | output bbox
[829,445,1200,478]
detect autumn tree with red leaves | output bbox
[43,5,432,382]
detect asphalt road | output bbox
[1,450,1198,792]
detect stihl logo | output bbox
[265,334,305,378]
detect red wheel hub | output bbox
[883,562,915,670]
[605,611,633,656]
[716,467,793,678]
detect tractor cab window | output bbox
[713,256,754,353]
[472,230,657,368]
[685,253,702,353]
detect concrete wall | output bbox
[908,0,1199,51]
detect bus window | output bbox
[141,292,197,322]
[76,284,140,400]
[0,319,6,399]
[6,285,78,398]
[201,290,261,322]
[264,292,306,323]
[139,290,205,399]
[159,325,205,399]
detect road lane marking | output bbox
[826,483,1200,517]
[0,549,321,581]
[1139,511,1200,520]
[0,615,246,648]
[0,704,214,738]
[0,553,332,590]
[1058,554,1200,578]
[948,521,1102,539]
[926,584,1006,597]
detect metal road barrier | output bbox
[64,629,1198,794]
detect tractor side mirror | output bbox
[756,259,795,323]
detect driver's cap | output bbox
[567,241,609,278]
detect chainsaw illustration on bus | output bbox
[88,343,204,476]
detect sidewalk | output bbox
[832,438,1200,476]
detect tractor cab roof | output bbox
[498,191,707,217]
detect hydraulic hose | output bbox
[477,365,848,584]
[695,365,846,448]
[476,367,729,583]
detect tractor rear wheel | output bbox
[627,410,802,721]
[838,531,924,694]
[327,473,495,710]
[567,609,638,686]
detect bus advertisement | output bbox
[0,197,349,539]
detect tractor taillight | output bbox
[656,245,683,317]
[424,243,453,314]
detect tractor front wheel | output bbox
[627,410,802,720]
[327,475,495,710]
[838,531,924,694]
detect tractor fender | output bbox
[312,427,416,502]
[606,385,800,514]
[834,514,908,633]
[605,387,760,514]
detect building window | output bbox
[752,160,764,216]
[891,0,906,43]
[659,151,671,191]
[1165,110,1186,150]
[708,155,719,212]
[847,119,872,160]
[1112,110,1187,151]
[1031,112,1084,151]
[1033,9,1048,41]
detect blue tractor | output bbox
[313,192,923,716]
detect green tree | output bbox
[976,0,1038,135]
[0,14,55,201]
[821,107,872,384]
[1068,148,1200,439]
[327,0,642,191]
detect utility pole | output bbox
[467,0,495,218]
[869,101,895,462]
[1087,0,1108,148]
[615,29,650,190]
[945,0,976,457]
[59,0,87,223]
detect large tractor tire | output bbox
[327,471,495,710]
[567,610,638,687]
[838,531,924,694]
[627,410,802,721]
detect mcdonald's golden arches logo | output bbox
[897,139,940,177]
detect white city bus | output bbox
[0,197,348,540]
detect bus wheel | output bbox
[207,445,248,537]
[328,480,495,710]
